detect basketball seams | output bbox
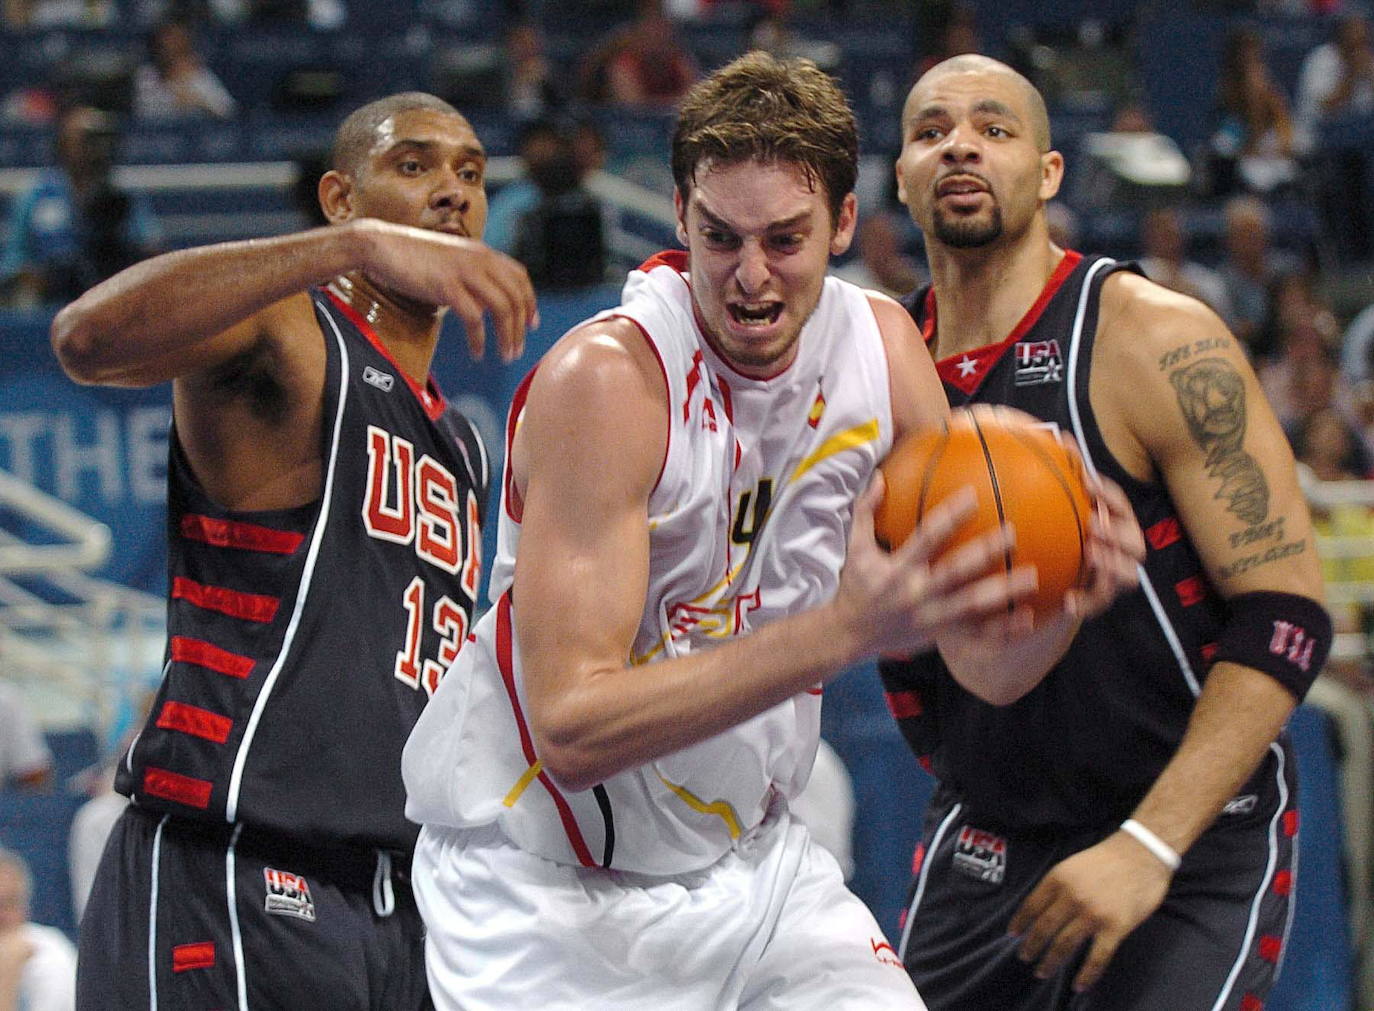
[966,413,1014,583]
[1006,427,1091,589]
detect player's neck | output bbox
[925,231,1064,359]
[333,272,443,382]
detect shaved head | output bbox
[909,55,1052,152]
[331,92,466,177]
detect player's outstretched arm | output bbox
[514,317,1038,793]
[51,219,535,389]
[1010,274,1328,994]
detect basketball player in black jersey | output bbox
[50,92,535,1010]
[881,56,1332,1009]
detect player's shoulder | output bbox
[1098,268,1241,365]
[530,313,668,414]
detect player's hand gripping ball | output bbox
[875,406,1093,616]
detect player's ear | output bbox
[319,170,354,224]
[830,192,858,256]
[673,187,689,246]
[1038,151,1064,203]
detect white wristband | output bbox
[1120,819,1182,872]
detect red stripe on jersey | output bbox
[1175,576,1206,607]
[180,514,304,555]
[1239,996,1263,1011]
[172,942,215,973]
[884,690,923,719]
[1144,517,1182,551]
[170,636,254,679]
[1283,810,1299,837]
[156,701,232,744]
[172,577,279,623]
[1201,642,1219,663]
[494,593,597,867]
[143,767,213,809]
[1272,869,1293,896]
[717,377,734,424]
[1257,935,1283,963]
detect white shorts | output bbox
[413,805,926,1011]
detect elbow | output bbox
[530,718,614,794]
[50,302,111,384]
[532,735,606,794]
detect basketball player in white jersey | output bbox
[403,53,1143,1010]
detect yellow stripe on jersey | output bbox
[789,418,881,484]
[657,773,742,839]
[503,760,543,807]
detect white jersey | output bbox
[403,251,894,874]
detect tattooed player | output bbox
[880,56,1331,1010]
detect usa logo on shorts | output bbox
[953,825,1008,884]
[263,868,317,922]
[1014,339,1063,387]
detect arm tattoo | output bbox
[1168,357,1269,525]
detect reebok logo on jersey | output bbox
[1014,339,1063,386]
[953,825,1007,884]
[363,366,395,392]
[263,868,316,922]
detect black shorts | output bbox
[900,769,1297,1011]
[76,806,432,1011]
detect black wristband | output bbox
[1211,591,1333,700]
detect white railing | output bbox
[0,469,163,740]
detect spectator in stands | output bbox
[1044,199,1081,250]
[578,0,698,108]
[1296,12,1374,135]
[0,847,75,1010]
[133,19,237,121]
[1203,24,1299,198]
[2,0,112,27]
[483,117,564,255]
[1137,205,1234,325]
[501,20,566,121]
[1217,194,1301,355]
[914,0,981,78]
[0,105,161,308]
[834,209,924,298]
[0,682,52,791]
[1295,13,1374,261]
[745,9,842,73]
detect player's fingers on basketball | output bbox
[933,566,1038,628]
[851,473,885,546]
[895,486,976,562]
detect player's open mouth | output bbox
[937,175,989,197]
[728,303,783,326]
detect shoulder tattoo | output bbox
[1168,356,1269,525]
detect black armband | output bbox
[1211,591,1333,700]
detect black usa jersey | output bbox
[117,288,487,851]
[880,251,1290,831]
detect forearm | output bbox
[51,222,363,386]
[1126,662,1295,856]
[533,597,865,791]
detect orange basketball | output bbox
[874,407,1094,616]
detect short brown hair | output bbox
[671,51,858,225]
[331,92,464,176]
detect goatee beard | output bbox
[933,208,1003,248]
